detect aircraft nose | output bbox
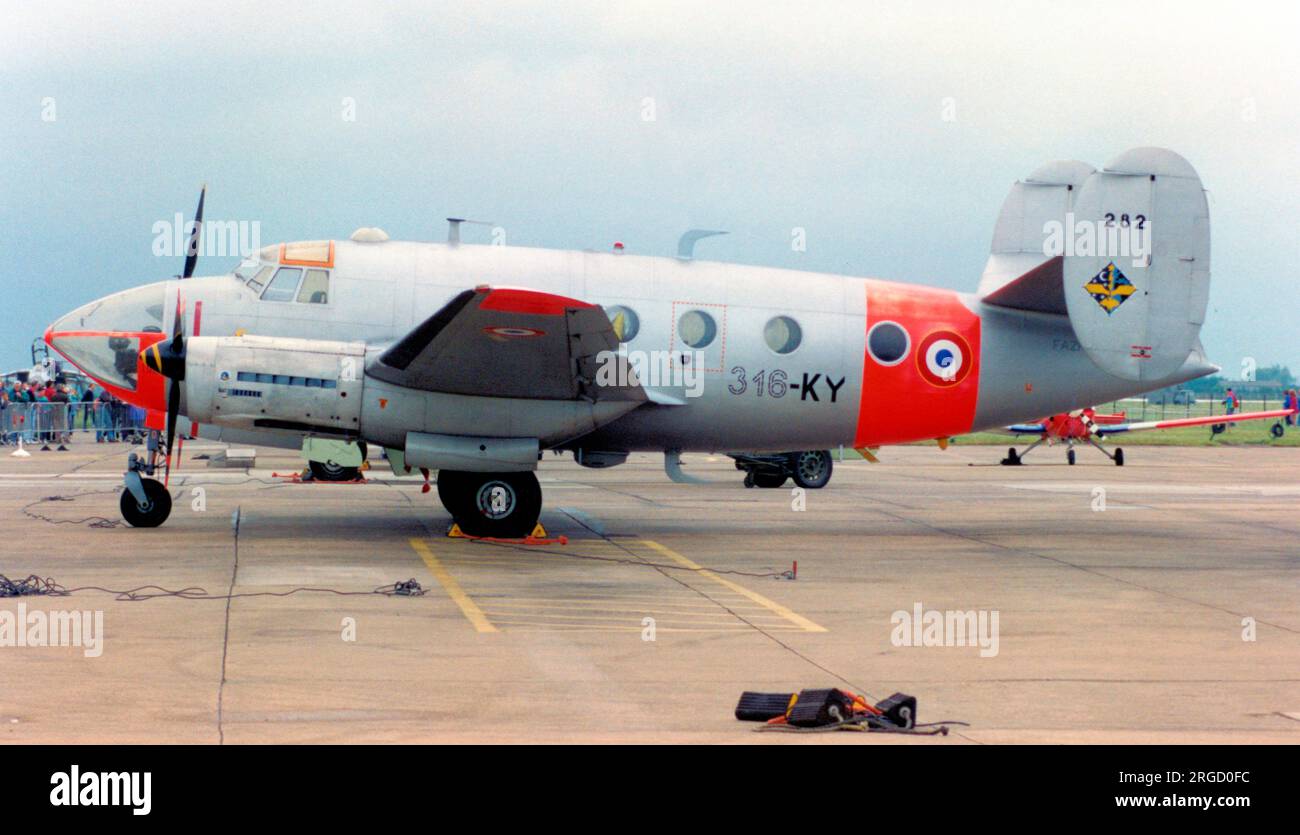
[45,281,168,397]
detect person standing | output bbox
[97,387,117,442]
[48,384,70,450]
[79,383,95,432]
[1222,387,1239,427]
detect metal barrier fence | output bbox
[0,402,146,446]
[1098,397,1292,423]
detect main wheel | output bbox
[436,470,472,517]
[1114,448,1124,467]
[309,460,361,482]
[1001,448,1021,466]
[446,471,542,538]
[752,472,788,488]
[1271,422,1285,439]
[790,450,833,489]
[1067,449,1076,466]
[120,478,173,528]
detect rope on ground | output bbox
[0,574,427,601]
[21,491,125,528]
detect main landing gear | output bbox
[121,430,174,527]
[307,441,369,482]
[733,450,834,489]
[1001,438,1124,467]
[436,470,542,538]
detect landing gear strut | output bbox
[1001,436,1124,466]
[436,470,542,538]
[121,430,174,527]
[733,450,834,489]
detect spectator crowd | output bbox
[0,379,145,449]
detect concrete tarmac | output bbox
[1,438,1297,743]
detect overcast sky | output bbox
[3,1,1297,378]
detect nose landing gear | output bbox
[121,432,174,527]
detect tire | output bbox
[1001,448,1020,466]
[752,472,787,488]
[1114,448,1124,467]
[1067,449,1076,466]
[449,471,543,538]
[436,470,472,518]
[790,450,833,489]
[1271,422,1284,439]
[309,460,360,482]
[120,478,173,528]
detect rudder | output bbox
[1062,148,1210,381]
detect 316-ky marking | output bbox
[729,367,845,403]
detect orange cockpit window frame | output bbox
[279,240,335,268]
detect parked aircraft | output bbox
[1000,406,1295,465]
[45,148,1223,535]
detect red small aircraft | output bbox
[1000,406,1296,466]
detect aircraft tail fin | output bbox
[980,148,1211,382]
[978,159,1094,302]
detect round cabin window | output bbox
[867,321,910,366]
[678,310,717,349]
[764,315,802,354]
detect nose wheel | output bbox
[436,470,542,538]
[120,477,172,528]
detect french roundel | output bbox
[916,330,971,387]
[483,326,545,338]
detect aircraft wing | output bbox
[1095,408,1296,435]
[1003,422,1048,435]
[366,286,644,402]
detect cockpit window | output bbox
[49,334,141,391]
[297,269,329,304]
[234,259,260,281]
[246,265,272,292]
[261,267,302,302]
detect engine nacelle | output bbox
[183,335,366,437]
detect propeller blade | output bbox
[164,375,181,484]
[182,184,206,279]
[171,288,186,351]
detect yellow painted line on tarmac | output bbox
[408,538,497,633]
[639,540,827,633]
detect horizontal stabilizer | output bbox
[980,256,1066,315]
[978,159,1095,299]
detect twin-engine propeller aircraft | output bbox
[999,406,1295,466]
[47,148,1226,535]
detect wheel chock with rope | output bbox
[271,470,368,484]
[736,687,965,735]
[447,522,568,546]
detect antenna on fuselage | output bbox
[446,217,494,246]
[676,229,728,260]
